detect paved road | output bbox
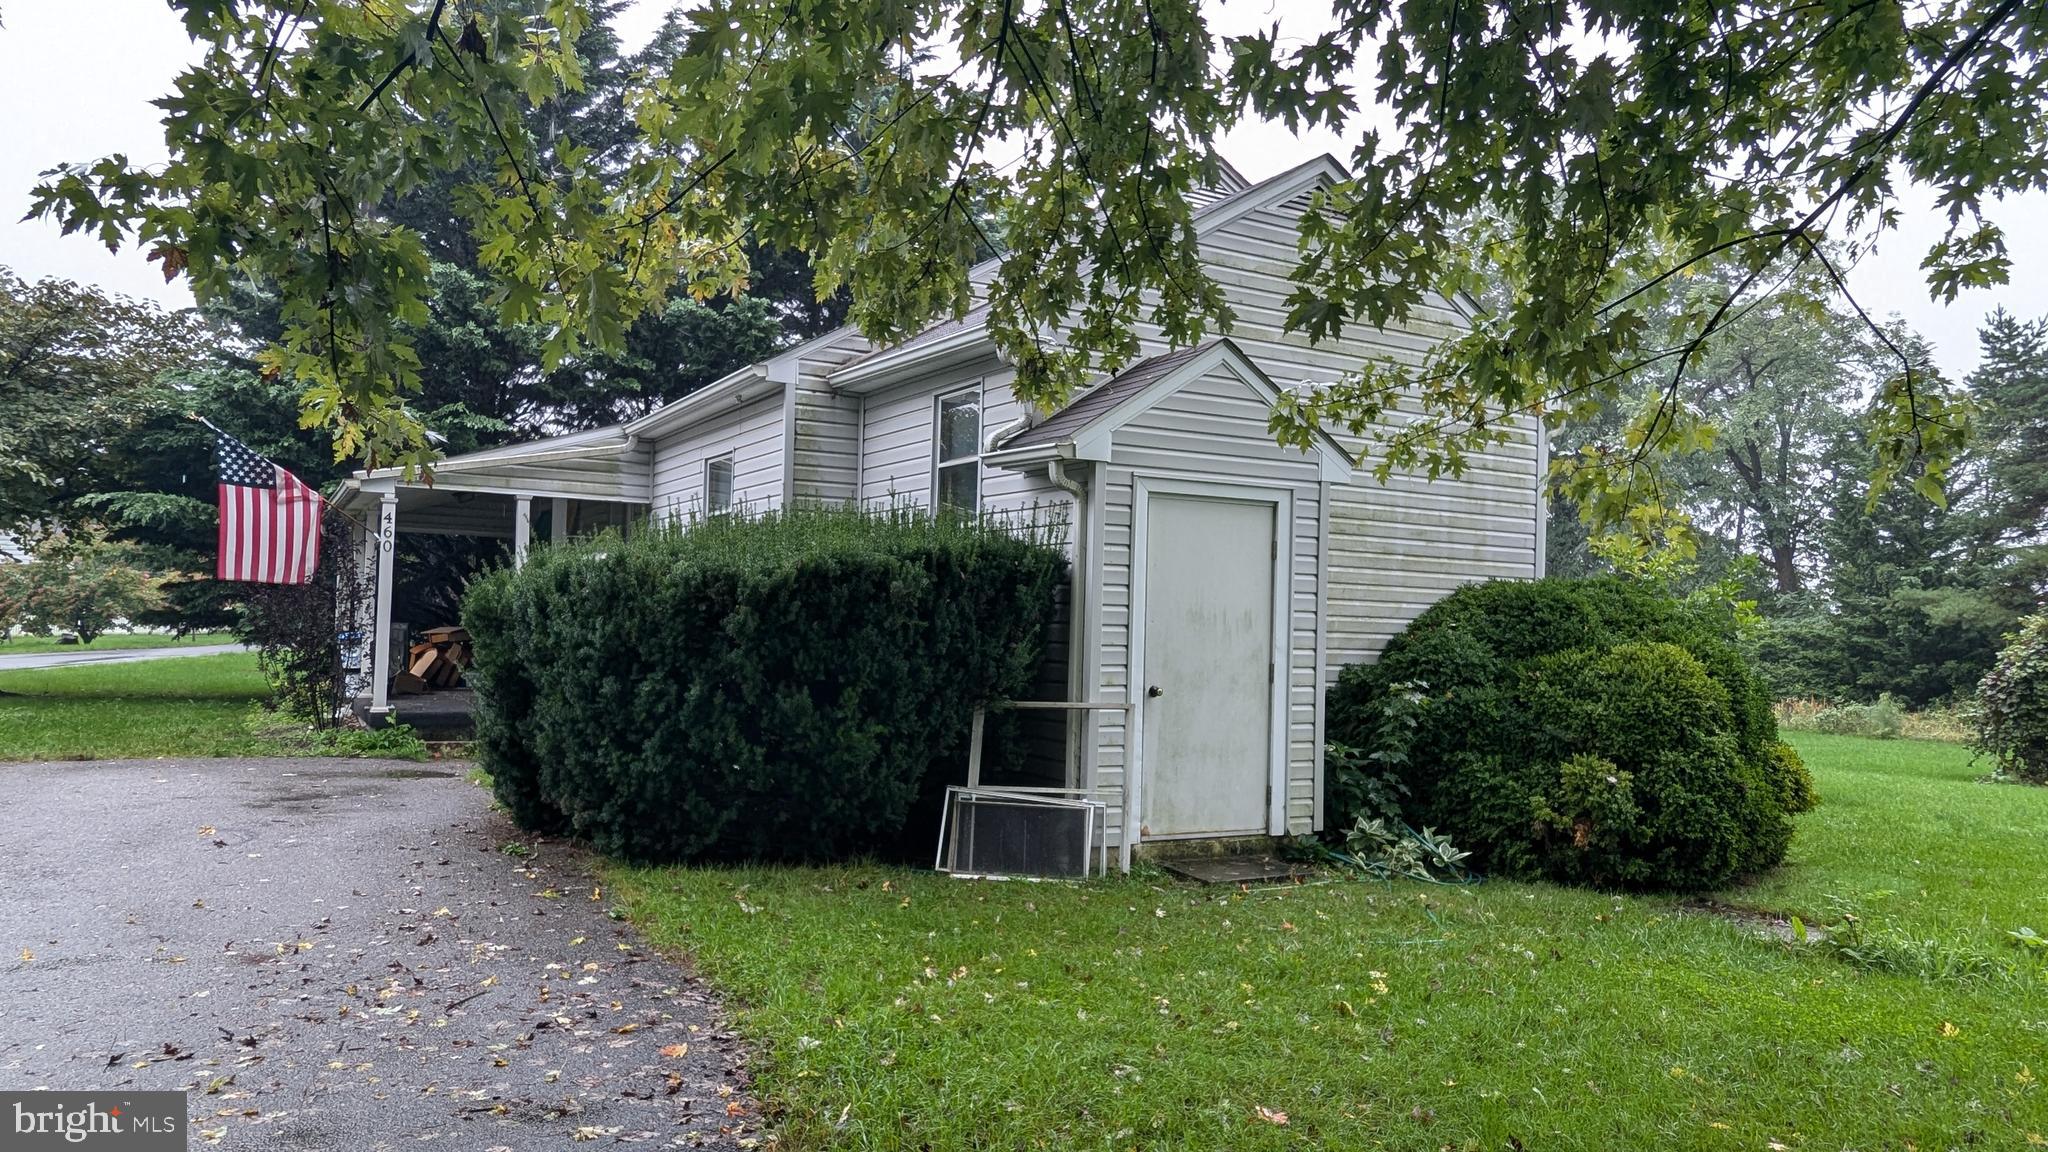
[0,643,250,671]
[0,758,759,1149]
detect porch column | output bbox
[369,492,398,715]
[513,495,532,569]
[551,497,569,543]
[353,522,375,695]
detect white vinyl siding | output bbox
[649,391,786,522]
[790,333,871,501]
[1175,195,1541,675]
[1084,365,1329,844]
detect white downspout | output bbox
[1534,421,1549,579]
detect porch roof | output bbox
[331,423,654,520]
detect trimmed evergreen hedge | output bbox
[463,506,1067,863]
[1327,577,1815,891]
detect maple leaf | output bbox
[146,242,189,282]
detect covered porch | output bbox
[331,425,653,722]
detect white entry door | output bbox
[1140,492,1277,838]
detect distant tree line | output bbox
[1549,276,2047,707]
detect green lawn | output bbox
[1735,734,2048,956]
[0,630,234,655]
[0,652,272,759]
[610,734,2048,1150]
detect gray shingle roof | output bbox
[999,342,1222,452]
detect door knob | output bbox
[1147,684,1164,698]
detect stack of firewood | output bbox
[393,625,471,695]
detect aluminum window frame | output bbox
[931,381,985,514]
[705,453,736,514]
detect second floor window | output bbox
[935,386,982,513]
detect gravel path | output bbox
[0,757,760,1149]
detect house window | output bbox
[935,386,982,513]
[706,455,735,514]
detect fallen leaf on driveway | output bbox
[659,1044,689,1058]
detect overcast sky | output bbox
[4,0,2043,379]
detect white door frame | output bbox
[1127,473,1294,849]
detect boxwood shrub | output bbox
[1326,576,1815,891]
[463,506,1067,863]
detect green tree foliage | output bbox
[463,506,1067,862]
[31,0,2036,520]
[9,8,821,631]
[1326,577,1813,891]
[1660,282,1868,595]
[1549,290,2045,707]
[1973,613,2048,783]
[0,524,184,645]
[0,269,209,528]
[1968,310,2048,554]
[187,8,796,449]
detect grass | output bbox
[0,652,426,761]
[0,630,234,655]
[0,653,273,759]
[608,734,2048,1150]
[1731,734,2048,955]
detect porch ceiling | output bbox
[340,485,519,538]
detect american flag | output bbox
[214,428,323,584]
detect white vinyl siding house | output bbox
[332,154,1542,868]
[1185,169,1544,667]
[650,387,784,521]
[981,349,1338,849]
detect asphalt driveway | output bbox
[0,643,250,671]
[0,758,760,1149]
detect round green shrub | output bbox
[1975,613,2048,784]
[463,506,1067,862]
[1326,576,1808,891]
